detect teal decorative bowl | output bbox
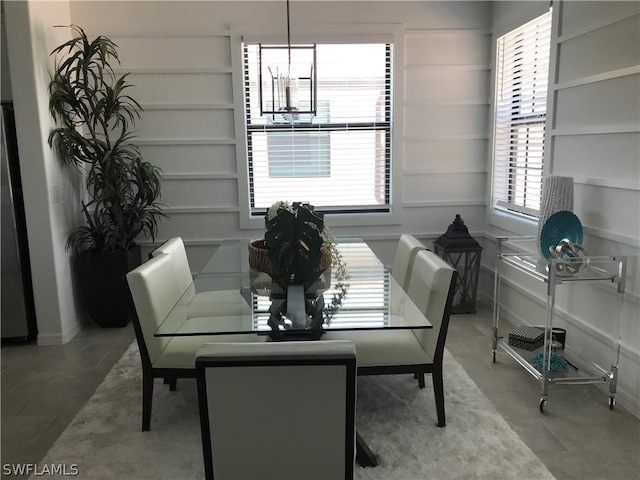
[540,211,583,260]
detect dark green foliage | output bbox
[264,202,325,286]
[48,25,166,253]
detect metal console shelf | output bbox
[492,236,627,412]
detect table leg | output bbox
[356,430,378,467]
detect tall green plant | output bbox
[48,25,166,253]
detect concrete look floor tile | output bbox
[539,413,639,456]
[1,413,58,463]
[506,417,567,453]
[96,348,133,369]
[20,377,104,418]
[78,328,134,352]
[448,316,485,334]
[446,333,493,360]
[0,371,30,392]
[0,354,24,373]
[454,355,543,394]
[483,387,548,421]
[1,350,74,374]
[0,385,44,419]
[539,388,618,420]
[536,445,639,480]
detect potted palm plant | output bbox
[48,25,166,327]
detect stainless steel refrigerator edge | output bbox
[1,103,37,340]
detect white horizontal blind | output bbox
[492,10,552,218]
[325,242,388,328]
[244,43,392,215]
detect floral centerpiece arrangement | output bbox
[266,201,329,286]
[249,201,345,287]
[248,201,349,335]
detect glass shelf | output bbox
[496,329,610,385]
[497,236,626,291]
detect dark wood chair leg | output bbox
[169,378,177,391]
[432,365,446,427]
[142,372,154,432]
[355,431,378,467]
[163,378,170,384]
[418,372,426,389]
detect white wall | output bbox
[485,1,640,416]
[4,1,85,344]
[68,0,492,269]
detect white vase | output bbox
[537,176,574,257]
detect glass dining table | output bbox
[154,238,432,468]
[154,238,433,340]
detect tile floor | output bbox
[1,304,639,479]
[1,323,135,473]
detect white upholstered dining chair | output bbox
[391,233,427,290]
[149,237,194,293]
[324,249,456,427]
[151,237,244,318]
[196,341,357,480]
[126,253,260,431]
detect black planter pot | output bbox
[75,245,142,328]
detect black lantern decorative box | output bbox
[433,214,482,314]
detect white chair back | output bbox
[151,237,193,294]
[152,237,247,320]
[391,234,427,290]
[196,341,357,480]
[406,249,455,358]
[126,253,180,364]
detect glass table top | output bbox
[154,238,433,338]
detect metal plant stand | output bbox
[492,236,627,412]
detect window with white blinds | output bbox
[244,43,392,216]
[492,10,552,218]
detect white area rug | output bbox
[36,343,555,479]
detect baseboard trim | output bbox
[37,325,81,345]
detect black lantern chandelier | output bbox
[258,0,317,118]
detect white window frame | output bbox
[231,24,404,230]
[489,9,552,232]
